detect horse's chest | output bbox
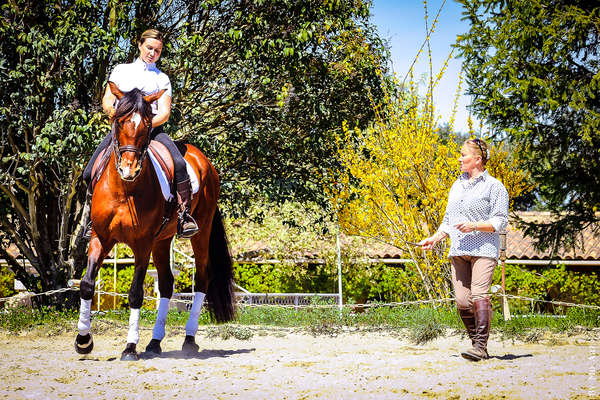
[96,194,164,234]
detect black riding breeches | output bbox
[150,128,189,184]
[83,127,189,186]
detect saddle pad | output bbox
[148,151,199,202]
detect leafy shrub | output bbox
[174,266,194,293]
[94,265,155,310]
[493,263,600,314]
[205,325,254,340]
[231,260,425,304]
[0,265,16,299]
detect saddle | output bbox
[90,140,175,194]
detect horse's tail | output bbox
[206,207,236,322]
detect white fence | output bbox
[171,292,341,312]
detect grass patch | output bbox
[0,306,77,334]
[205,325,254,340]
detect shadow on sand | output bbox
[139,348,256,360]
[490,353,533,361]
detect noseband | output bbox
[111,115,152,181]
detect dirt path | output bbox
[0,324,598,400]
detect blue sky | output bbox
[370,0,479,133]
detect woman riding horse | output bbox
[83,29,197,238]
[75,30,235,361]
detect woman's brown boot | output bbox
[461,298,491,361]
[458,307,476,345]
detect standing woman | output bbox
[419,138,509,361]
[83,29,198,237]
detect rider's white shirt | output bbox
[109,58,172,114]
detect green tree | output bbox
[456,0,600,251]
[164,0,388,213]
[0,0,388,300]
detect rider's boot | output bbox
[82,186,93,240]
[176,178,199,238]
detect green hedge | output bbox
[93,266,155,310]
[2,259,598,313]
[0,265,16,299]
[228,261,422,304]
[493,263,600,314]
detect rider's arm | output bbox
[102,84,117,118]
[152,92,171,127]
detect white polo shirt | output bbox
[108,58,172,114]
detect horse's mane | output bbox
[114,88,153,121]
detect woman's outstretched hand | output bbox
[417,231,448,250]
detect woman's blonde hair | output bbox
[465,138,489,166]
[139,29,164,45]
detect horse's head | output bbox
[108,82,165,181]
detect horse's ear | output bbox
[108,81,124,100]
[143,89,166,104]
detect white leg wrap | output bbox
[77,298,93,336]
[127,308,141,344]
[152,298,170,340]
[185,292,206,337]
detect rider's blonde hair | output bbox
[465,138,489,166]
[139,29,164,45]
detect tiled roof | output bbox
[506,211,600,260]
[362,211,600,261]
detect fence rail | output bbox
[171,292,341,311]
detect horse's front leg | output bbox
[144,238,175,356]
[120,248,152,361]
[75,236,114,354]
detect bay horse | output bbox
[75,82,235,361]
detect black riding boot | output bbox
[176,178,199,238]
[82,187,93,240]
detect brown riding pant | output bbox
[450,255,497,310]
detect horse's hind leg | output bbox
[181,224,211,353]
[144,237,175,356]
[75,236,114,354]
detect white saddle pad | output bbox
[148,151,199,202]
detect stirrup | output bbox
[177,212,199,238]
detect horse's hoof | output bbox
[120,343,138,361]
[145,339,162,355]
[182,335,199,353]
[75,333,94,354]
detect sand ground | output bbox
[0,323,598,400]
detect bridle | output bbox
[111,113,152,181]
